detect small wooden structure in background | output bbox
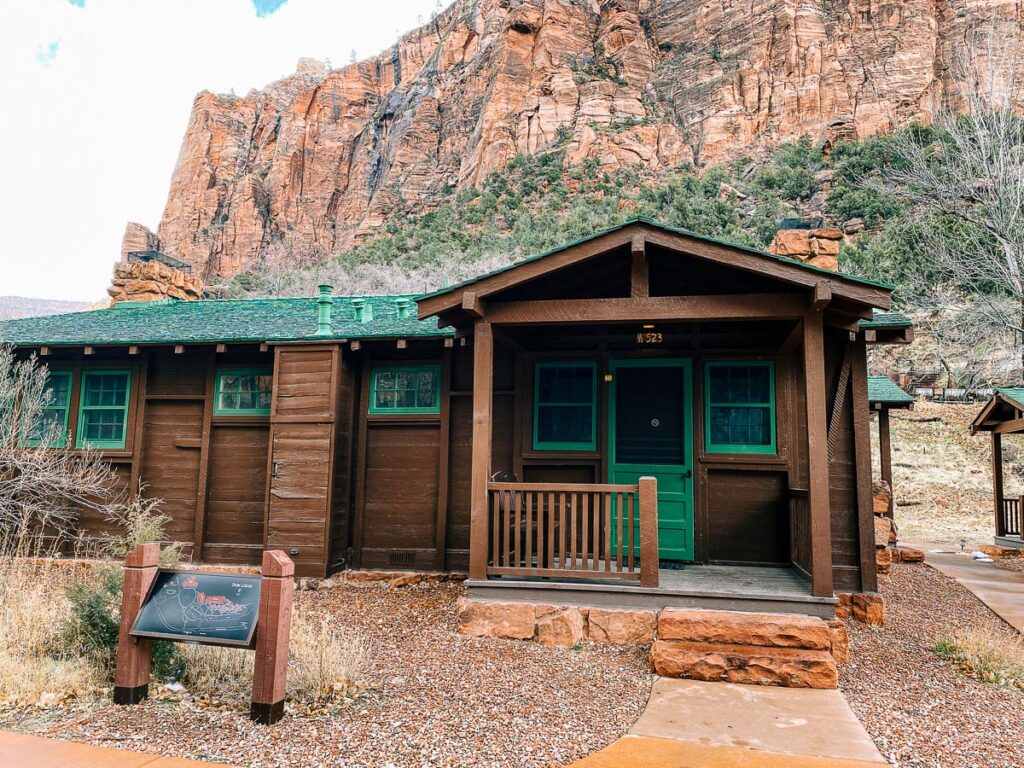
[972,388,1024,549]
[867,376,915,519]
[114,545,294,724]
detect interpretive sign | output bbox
[130,570,261,647]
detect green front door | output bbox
[608,359,694,561]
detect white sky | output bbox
[0,0,441,301]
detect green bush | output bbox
[64,566,184,683]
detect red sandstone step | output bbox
[650,640,838,689]
[658,608,831,650]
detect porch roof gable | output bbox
[867,375,915,407]
[971,387,1024,433]
[416,217,894,319]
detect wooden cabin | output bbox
[972,388,1024,550]
[0,219,911,616]
[867,375,915,518]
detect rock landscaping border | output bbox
[457,599,850,689]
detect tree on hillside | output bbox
[875,40,1024,380]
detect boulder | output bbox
[456,599,535,640]
[587,608,657,645]
[768,229,811,257]
[852,593,885,626]
[657,609,831,650]
[535,605,586,647]
[835,592,852,620]
[388,573,422,588]
[979,545,1021,560]
[876,546,892,575]
[872,480,892,515]
[897,547,925,563]
[650,640,838,689]
[826,620,850,663]
[843,218,866,234]
[874,515,897,547]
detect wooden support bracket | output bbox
[462,291,485,319]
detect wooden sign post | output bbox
[113,544,294,725]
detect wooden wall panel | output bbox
[706,469,789,565]
[76,463,133,545]
[824,332,864,592]
[360,424,440,567]
[275,351,334,416]
[139,400,203,545]
[203,425,268,564]
[329,360,357,570]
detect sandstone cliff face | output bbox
[148,0,1023,280]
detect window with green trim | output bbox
[704,361,776,454]
[533,362,597,451]
[369,366,441,414]
[215,369,273,415]
[76,370,131,449]
[26,370,72,447]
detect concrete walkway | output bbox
[569,678,886,767]
[925,550,1024,633]
[0,731,236,768]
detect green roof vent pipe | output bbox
[316,285,334,335]
[351,297,373,324]
[395,297,412,319]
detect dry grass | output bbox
[0,556,101,706]
[935,621,1024,690]
[177,598,367,708]
[872,401,1024,546]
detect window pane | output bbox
[395,388,417,408]
[417,386,436,408]
[83,409,125,443]
[375,389,396,409]
[709,406,771,447]
[216,371,271,413]
[376,371,395,390]
[47,374,71,406]
[537,405,592,445]
[371,367,439,412]
[538,365,592,404]
[83,373,128,408]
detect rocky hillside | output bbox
[143,0,1022,281]
[0,297,89,321]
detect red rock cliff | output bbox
[147,0,1023,280]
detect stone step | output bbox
[650,640,838,689]
[658,608,831,650]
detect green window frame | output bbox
[369,365,441,415]
[704,361,777,455]
[26,370,73,447]
[214,368,273,416]
[76,370,132,450]
[533,361,598,451]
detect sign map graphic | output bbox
[130,570,261,647]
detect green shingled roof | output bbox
[997,388,1024,411]
[860,310,912,330]
[0,294,452,347]
[868,375,915,405]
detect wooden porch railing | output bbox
[1001,496,1022,537]
[486,477,658,587]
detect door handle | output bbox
[272,461,283,478]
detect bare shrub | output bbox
[176,602,367,708]
[0,559,101,706]
[935,620,1024,689]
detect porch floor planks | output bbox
[468,564,835,618]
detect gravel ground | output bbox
[841,563,1024,768]
[1,581,652,768]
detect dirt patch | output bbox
[841,563,1024,767]
[875,401,1024,547]
[1,581,652,768]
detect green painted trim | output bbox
[214,367,273,416]
[368,365,442,415]
[75,369,131,450]
[26,369,72,448]
[532,361,598,451]
[703,360,777,455]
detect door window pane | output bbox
[534,363,596,450]
[26,370,72,447]
[705,362,776,454]
[614,366,685,465]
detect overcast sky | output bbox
[0,0,441,301]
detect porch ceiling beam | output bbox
[462,291,485,319]
[993,417,1024,435]
[485,293,806,325]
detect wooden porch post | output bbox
[993,431,1004,537]
[878,407,894,519]
[638,476,659,588]
[469,320,494,580]
[803,312,834,597]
